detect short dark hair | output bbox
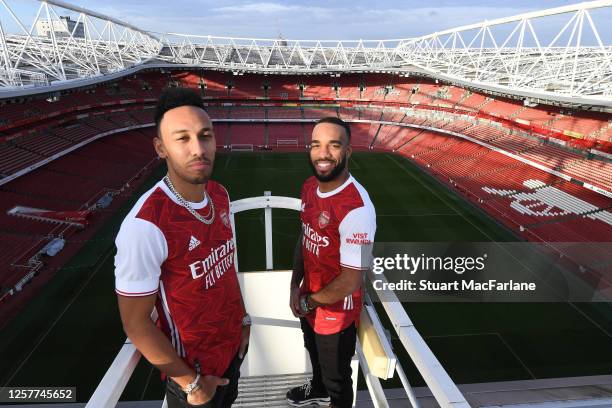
[315,116,351,142]
[154,87,207,128]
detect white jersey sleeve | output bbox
[339,205,376,270]
[114,217,168,296]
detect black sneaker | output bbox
[286,379,330,407]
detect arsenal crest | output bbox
[318,211,330,228]
[220,209,230,228]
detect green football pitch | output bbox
[1,151,611,402]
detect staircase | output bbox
[234,373,310,407]
[588,120,612,140]
[543,114,563,128]
[476,97,493,111]
[453,90,471,109]
[509,105,528,119]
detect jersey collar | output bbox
[158,180,210,209]
[316,174,354,198]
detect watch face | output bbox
[300,296,309,313]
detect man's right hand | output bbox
[290,286,304,318]
[186,375,229,406]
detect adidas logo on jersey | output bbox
[188,235,201,251]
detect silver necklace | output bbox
[164,174,215,225]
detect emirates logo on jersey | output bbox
[220,209,230,228]
[302,222,330,257]
[318,211,330,228]
[188,239,235,290]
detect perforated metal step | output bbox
[234,373,312,407]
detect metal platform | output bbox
[80,199,612,408]
[234,373,310,407]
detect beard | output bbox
[308,152,348,182]
[168,157,214,185]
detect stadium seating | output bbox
[562,159,612,191]
[0,144,42,176]
[213,123,231,146]
[227,124,265,146]
[337,75,361,100]
[304,107,338,119]
[488,134,539,154]
[12,132,73,157]
[388,128,610,242]
[267,124,304,147]
[198,71,230,98]
[268,76,302,100]
[266,107,303,119]
[0,128,157,293]
[206,106,232,120]
[228,107,266,119]
[127,109,155,124]
[230,74,266,99]
[301,77,336,99]
[480,98,523,118]
[551,113,610,137]
[375,124,416,148]
[456,92,488,110]
[0,106,157,178]
[1,68,610,302]
[513,106,559,125]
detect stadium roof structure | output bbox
[0,0,611,108]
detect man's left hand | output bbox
[239,325,250,359]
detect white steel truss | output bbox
[396,1,612,103]
[0,0,161,88]
[156,35,405,72]
[0,1,611,107]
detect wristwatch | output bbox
[183,373,201,395]
[242,313,252,327]
[299,294,315,314]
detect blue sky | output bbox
[86,0,584,38]
[2,0,610,41]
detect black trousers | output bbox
[301,318,357,408]
[165,353,243,408]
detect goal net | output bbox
[276,139,299,148]
[230,144,254,151]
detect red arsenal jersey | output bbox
[114,179,244,377]
[300,175,376,335]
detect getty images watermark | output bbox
[363,242,612,302]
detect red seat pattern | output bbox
[1,69,610,298]
[267,124,305,147]
[0,128,157,292]
[390,131,611,243]
[227,124,265,145]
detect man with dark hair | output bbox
[114,87,250,408]
[287,117,377,408]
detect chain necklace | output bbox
[163,174,215,225]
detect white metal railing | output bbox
[87,195,469,408]
[229,193,301,271]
